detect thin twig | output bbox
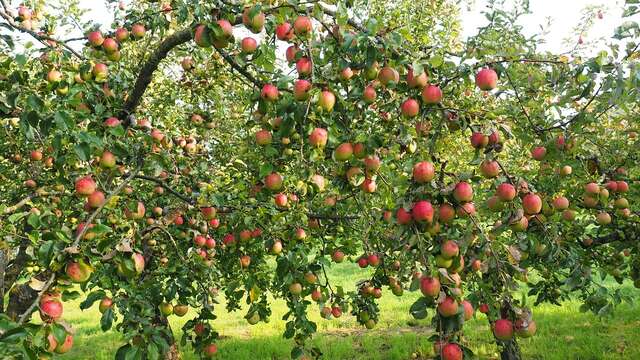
[17,273,56,325]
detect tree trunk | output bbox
[500,338,522,360]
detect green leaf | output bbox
[100,308,114,331]
[80,290,106,310]
[147,342,159,360]
[37,240,54,266]
[51,323,67,344]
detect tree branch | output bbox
[17,273,55,325]
[132,174,196,206]
[118,29,193,122]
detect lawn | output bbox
[58,262,640,359]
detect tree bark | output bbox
[500,338,522,360]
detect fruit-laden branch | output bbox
[118,28,193,122]
[214,47,263,88]
[539,83,604,132]
[0,2,85,60]
[132,174,196,205]
[17,273,55,325]
[68,159,144,252]
[3,190,63,215]
[590,223,640,247]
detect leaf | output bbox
[61,290,82,302]
[0,327,28,342]
[74,143,91,161]
[54,111,73,131]
[37,240,54,266]
[101,308,114,331]
[80,290,106,310]
[51,323,67,344]
[147,342,159,360]
[410,297,429,319]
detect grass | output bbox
[56,262,640,359]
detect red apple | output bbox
[334,142,353,161]
[396,207,412,225]
[115,27,129,42]
[441,343,463,360]
[453,182,473,202]
[378,66,399,85]
[261,84,279,101]
[242,7,265,33]
[470,132,489,148]
[87,31,104,46]
[318,90,336,112]
[274,193,288,207]
[264,172,283,191]
[102,37,118,53]
[412,200,434,223]
[552,196,569,210]
[494,319,514,340]
[362,85,376,103]
[400,98,419,117]
[309,127,328,147]
[241,37,258,53]
[479,159,499,178]
[75,176,96,196]
[531,146,547,161]
[422,84,442,104]
[255,129,272,145]
[438,203,456,223]
[275,22,294,41]
[87,191,105,208]
[475,68,498,90]
[131,23,145,39]
[293,16,312,36]
[420,276,440,297]
[293,79,312,101]
[441,240,459,259]
[522,193,542,214]
[437,296,459,317]
[413,161,435,183]
[407,67,428,88]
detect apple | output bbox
[104,117,121,127]
[488,131,501,144]
[596,212,611,225]
[99,151,116,168]
[264,172,283,191]
[362,85,376,103]
[441,240,459,259]
[30,150,42,161]
[378,66,399,85]
[242,7,265,33]
[274,193,288,207]
[470,132,489,148]
[40,297,63,321]
[367,254,380,267]
[240,255,251,268]
[92,63,108,80]
[87,31,104,46]
[616,181,629,192]
[420,276,440,297]
[475,68,498,90]
[286,45,300,63]
[75,176,96,196]
[494,318,514,340]
[340,67,354,80]
[522,193,542,214]
[17,5,32,21]
[275,22,294,41]
[131,23,145,39]
[438,203,456,223]
[364,155,381,172]
[194,24,211,47]
[115,27,129,42]
[552,196,569,210]
[66,259,93,282]
[396,207,412,225]
[309,127,328,147]
[407,67,428,88]
[462,300,474,320]
[437,296,459,317]
[479,160,499,178]
[412,200,434,223]
[531,146,547,161]
[295,57,313,76]
[293,16,312,36]
[422,84,442,104]
[361,178,376,193]
[413,161,435,183]
[400,98,419,117]
[293,79,312,100]
[174,304,189,317]
[102,37,118,53]
[496,183,516,201]
[515,319,537,338]
[453,182,473,202]
[357,257,368,268]
[99,297,113,313]
[441,343,463,360]
[334,142,353,161]
[318,90,336,112]
[261,83,279,101]
[332,250,345,263]
[289,282,303,295]
[47,70,62,83]
[254,129,272,145]
[54,334,74,354]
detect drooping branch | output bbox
[0,5,85,59]
[118,29,193,122]
[132,174,196,206]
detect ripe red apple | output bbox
[400,98,420,117]
[66,259,93,283]
[340,67,354,81]
[441,240,459,259]
[367,254,380,267]
[420,276,440,297]
[596,212,611,225]
[241,37,258,53]
[494,318,514,340]
[361,178,377,193]
[437,296,459,317]
[131,23,145,39]
[479,160,499,178]
[293,16,312,36]
[30,150,42,161]
[205,237,216,249]
[496,183,516,202]
[255,129,272,146]
[332,250,345,263]
[104,117,121,127]
[422,84,442,104]
[531,146,547,161]
[293,79,312,101]
[412,200,434,223]
[203,343,218,358]
[396,207,412,225]
[334,142,353,161]
[261,83,279,101]
[616,181,629,192]
[75,176,96,196]
[475,68,498,90]
[125,201,146,220]
[99,297,113,313]
[87,30,104,46]
[240,255,251,268]
[470,132,489,148]
[362,85,376,103]
[194,235,206,247]
[92,63,108,80]
[461,300,474,320]
[457,202,476,217]
[407,67,428,88]
[552,196,569,210]
[275,22,294,41]
[364,155,381,172]
[200,207,217,220]
[285,45,300,63]
[242,7,265,33]
[357,257,368,268]
[274,193,288,207]
[40,297,63,321]
[438,203,456,223]
[522,193,542,214]
[54,334,74,354]
[488,131,501,144]
[47,70,62,83]
[115,27,129,42]
[309,127,328,147]
[194,24,211,47]
[102,37,118,53]
[296,57,312,76]
[318,90,336,112]
[413,161,435,183]
[99,151,116,168]
[264,172,283,191]
[378,66,399,85]
[453,182,473,202]
[441,343,463,360]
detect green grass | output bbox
[55,263,640,359]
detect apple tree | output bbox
[0,1,639,360]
